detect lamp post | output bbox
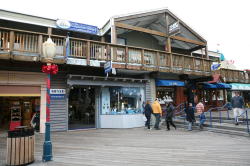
[42,37,58,162]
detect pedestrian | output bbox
[165,102,176,130]
[144,100,153,130]
[152,98,162,130]
[231,91,245,125]
[185,103,195,131]
[196,101,206,130]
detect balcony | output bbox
[217,69,250,83]
[0,28,213,76]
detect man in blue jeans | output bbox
[152,99,162,130]
[231,91,245,125]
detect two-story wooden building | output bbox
[1,8,246,132]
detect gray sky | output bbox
[1,0,249,70]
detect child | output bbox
[196,101,206,130]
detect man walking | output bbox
[231,91,244,125]
[152,99,162,130]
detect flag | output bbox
[211,63,221,71]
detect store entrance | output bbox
[68,86,96,130]
[0,97,40,132]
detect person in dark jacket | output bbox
[165,102,176,130]
[144,100,153,130]
[184,103,195,131]
[231,91,245,125]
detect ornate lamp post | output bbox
[42,37,58,162]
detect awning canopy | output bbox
[202,83,232,89]
[230,83,250,91]
[156,80,185,86]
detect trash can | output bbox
[6,126,34,166]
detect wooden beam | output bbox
[115,22,167,37]
[171,35,206,46]
[115,22,206,46]
[189,45,204,52]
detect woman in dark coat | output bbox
[165,102,176,130]
[144,100,153,130]
[184,103,195,131]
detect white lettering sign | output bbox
[169,21,180,35]
[50,89,66,94]
[56,19,71,29]
[66,58,87,66]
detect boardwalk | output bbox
[1,128,250,166]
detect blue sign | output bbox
[50,89,66,100]
[56,19,99,35]
[104,61,112,74]
[211,63,221,71]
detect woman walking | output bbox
[185,103,195,131]
[165,102,176,130]
[144,100,153,130]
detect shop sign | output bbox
[168,21,180,36]
[50,89,66,100]
[56,19,99,35]
[66,58,87,66]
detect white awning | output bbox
[230,83,250,91]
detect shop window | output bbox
[101,87,145,115]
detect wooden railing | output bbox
[0,28,214,76]
[215,69,250,83]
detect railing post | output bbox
[9,31,14,52]
[156,52,160,71]
[246,110,249,133]
[219,109,222,124]
[170,53,173,71]
[38,35,43,56]
[202,59,205,73]
[106,45,110,61]
[210,110,212,127]
[86,41,90,65]
[141,49,144,69]
[125,46,128,66]
[192,57,195,73]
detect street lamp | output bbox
[42,37,58,162]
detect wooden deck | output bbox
[1,128,250,166]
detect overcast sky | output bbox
[1,0,249,70]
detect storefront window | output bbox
[101,87,145,115]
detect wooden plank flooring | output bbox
[1,128,250,166]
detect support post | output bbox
[9,31,14,52]
[43,72,52,161]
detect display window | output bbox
[156,87,174,104]
[101,87,145,115]
[0,97,40,131]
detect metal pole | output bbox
[209,110,212,127]
[246,110,249,133]
[43,72,53,161]
[219,108,222,124]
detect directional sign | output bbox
[104,61,112,74]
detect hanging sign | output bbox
[104,61,112,74]
[50,89,66,100]
[56,19,99,35]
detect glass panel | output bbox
[101,87,145,115]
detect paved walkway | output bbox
[1,128,250,166]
